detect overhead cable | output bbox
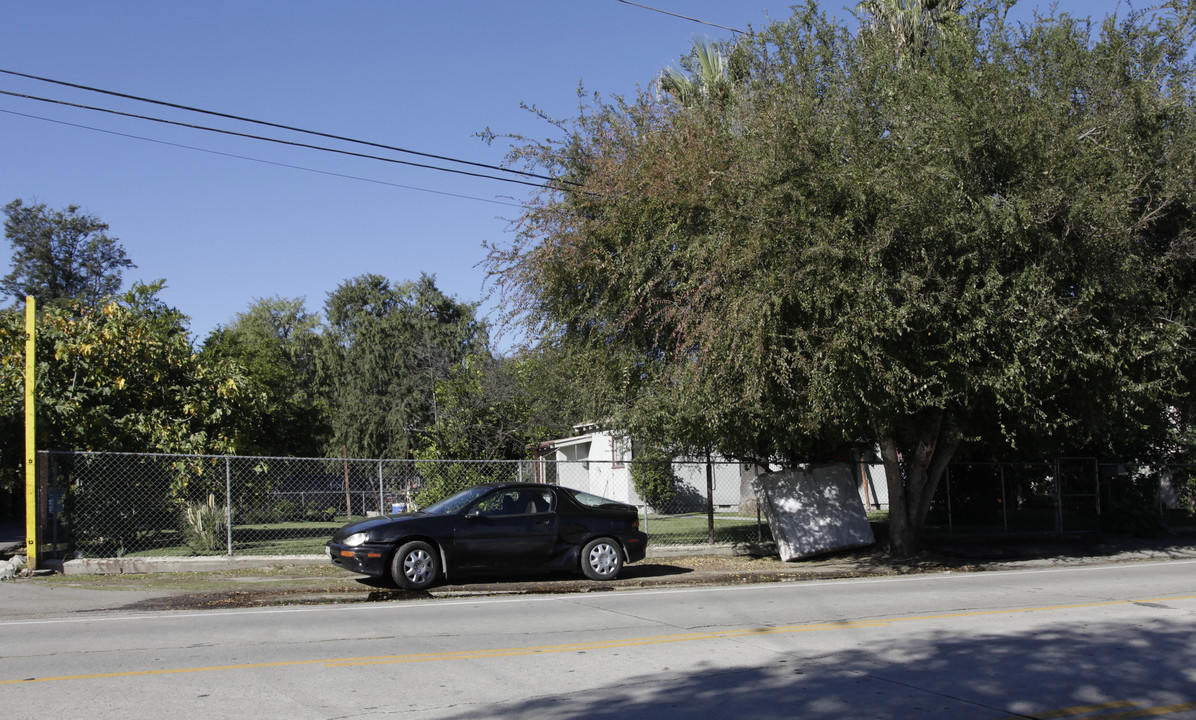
[0,88,551,190]
[0,67,562,184]
[0,107,523,206]
[615,0,745,34]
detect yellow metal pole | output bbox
[24,295,37,571]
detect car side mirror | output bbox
[465,508,481,519]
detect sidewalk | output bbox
[3,532,1195,620]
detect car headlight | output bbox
[342,532,370,547]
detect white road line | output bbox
[1,558,1192,628]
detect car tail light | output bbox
[632,517,640,530]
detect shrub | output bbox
[630,452,678,511]
[180,494,228,554]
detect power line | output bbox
[0,67,560,184]
[0,107,523,205]
[0,88,553,190]
[615,0,746,34]
[1,107,523,206]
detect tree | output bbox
[854,0,964,60]
[489,2,1196,554]
[0,282,259,506]
[409,346,585,506]
[2,200,135,307]
[658,38,734,107]
[200,296,327,457]
[318,273,484,459]
[416,348,581,460]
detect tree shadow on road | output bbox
[428,612,1196,719]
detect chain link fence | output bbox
[36,451,772,559]
[546,457,771,548]
[32,451,1195,560]
[932,459,1196,534]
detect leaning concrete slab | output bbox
[753,464,876,561]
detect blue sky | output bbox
[0,0,1130,346]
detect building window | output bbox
[611,436,628,469]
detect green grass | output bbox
[68,504,1196,559]
[641,512,772,545]
[83,517,364,558]
[91,513,770,556]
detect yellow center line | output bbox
[4,595,1194,684]
[997,701,1196,720]
[991,700,1141,719]
[1095,702,1196,719]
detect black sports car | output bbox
[325,483,648,589]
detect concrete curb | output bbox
[54,544,758,575]
[57,554,328,575]
[41,536,1196,577]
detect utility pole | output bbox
[24,296,37,571]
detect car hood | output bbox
[332,512,425,540]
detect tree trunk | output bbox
[877,427,915,556]
[876,411,960,556]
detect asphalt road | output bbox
[3,559,1194,719]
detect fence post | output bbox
[1054,458,1064,533]
[1157,465,1163,515]
[946,465,953,533]
[225,456,233,556]
[378,460,384,514]
[706,453,714,544]
[1000,464,1008,532]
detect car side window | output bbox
[522,490,556,514]
[473,490,522,516]
[472,489,557,516]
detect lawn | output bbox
[640,512,772,546]
[83,519,357,558]
[95,513,772,557]
[80,506,1194,558]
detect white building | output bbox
[530,424,890,513]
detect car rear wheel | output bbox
[581,537,623,580]
[391,540,439,590]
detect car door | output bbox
[453,488,559,569]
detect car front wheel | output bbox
[391,540,439,590]
[581,537,623,580]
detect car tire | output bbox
[391,540,439,590]
[580,537,623,581]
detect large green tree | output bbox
[0,282,258,506]
[2,200,135,307]
[490,2,1196,554]
[201,296,327,457]
[417,348,583,462]
[318,273,484,459]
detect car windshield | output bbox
[562,488,626,509]
[421,486,493,515]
